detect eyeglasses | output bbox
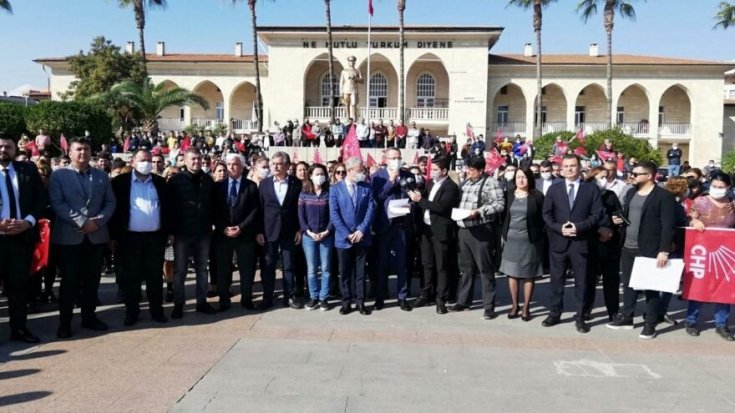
[630,172,650,178]
[335,170,346,175]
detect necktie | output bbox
[229,180,238,207]
[350,183,357,208]
[567,183,575,210]
[3,168,17,220]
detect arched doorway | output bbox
[358,53,398,121]
[574,83,607,133]
[489,83,527,136]
[191,80,224,128]
[534,83,567,134]
[658,85,691,136]
[406,53,450,123]
[616,84,650,136]
[229,81,257,132]
[303,53,345,120]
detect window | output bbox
[416,73,435,108]
[533,105,547,126]
[658,106,665,126]
[320,73,339,107]
[575,106,586,125]
[496,105,509,124]
[369,73,388,108]
[616,106,625,124]
[179,107,185,121]
[215,102,224,121]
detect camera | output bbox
[399,176,417,193]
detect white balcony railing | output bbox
[541,122,567,134]
[407,107,449,121]
[192,118,224,129]
[659,123,691,136]
[619,122,650,136]
[576,123,611,134]
[304,106,347,120]
[360,107,398,121]
[157,118,185,131]
[491,122,527,136]
[231,119,256,132]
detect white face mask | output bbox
[596,178,607,190]
[709,187,728,199]
[541,172,552,180]
[387,159,402,171]
[311,175,326,186]
[504,171,515,181]
[134,161,153,176]
[258,168,270,179]
[354,172,366,183]
[431,171,442,181]
[202,166,210,174]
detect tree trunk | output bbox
[325,0,335,123]
[534,0,543,139]
[605,5,615,129]
[135,0,147,77]
[398,1,406,126]
[250,1,264,133]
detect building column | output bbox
[648,98,660,149]
[525,96,535,140]
[183,106,192,128]
[566,102,576,133]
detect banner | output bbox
[682,227,735,304]
[31,219,51,273]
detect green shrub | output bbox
[722,150,735,174]
[0,102,28,139]
[25,101,112,150]
[533,128,663,165]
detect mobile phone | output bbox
[613,211,631,226]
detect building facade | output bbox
[36,26,731,166]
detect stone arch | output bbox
[574,83,608,130]
[157,80,183,121]
[191,80,224,123]
[534,83,568,132]
[406,53,449,111]
[303,53,344,109]
[616,83,651,135]
[489,83,527,136]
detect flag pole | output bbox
[366,10,372,148]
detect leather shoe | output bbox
[339,304,352,315]
[123,314,139,327]
[575,318,590,333]
[151,313,168,323]
[448,304,470,312]
[412,296,432,308]
[399,299,412,312]
[257,300,274,311]
[218,301,231,312]
[288,297,304,310]
[10,329,41,344]
[521,313,531,322]
[357,303,372,315]
[171,304,184,319]
[436,303,448,314]
[542,316,561,327]
[81,318,108,331]
[241,300,255,310]
[56,325,72,339]
[507,307,520,319]
[374,299,385,311]
[196,303,217,314]
[483,309,497,320]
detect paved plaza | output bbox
[1,271,734,413]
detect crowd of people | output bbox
[1,126,733,345]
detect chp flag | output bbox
[682,227,735,304]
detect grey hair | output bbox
[225,153,246,166]
[272,151,291,165]
[344,156,363,171]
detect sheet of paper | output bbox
[451,208,474,221]
[387,198,411,219]
[629,257,684,293]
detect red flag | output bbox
[549,155,562,165]
[59,133,68,154]
[313,148,323,164]
[341,124,362,161]
[411,151,419,166]
[366,153,376,168]
[30,219,51,273]
[495,128,503,145]
[683,228,735,304]
[424,155,432,182]
[573,146,587,156]
[576,128,586,145]
[380,151,387,165]
[518,143,529,155]
[484,148,504,175]
[596,150,615,161]
[368,0,374,16]
[123,136,131,152]
[465,122,475,140]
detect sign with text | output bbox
[682,227,735,304]
[303,40,454,49]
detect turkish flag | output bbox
[596,150,615,161]
[313,148,323,164]
[484,148,504,175]
[30,219,51,273]
[574,146,587,156]
[366,153,376,168]
[682,228,735,304]
[368,0,374,16]
[341,124,362,162]
[59,133,68,154]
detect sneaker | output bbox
[638,324,657,340]
[317,301,330,311]
[662,314,678,325]
[482,309,497,320]
[304,299,318,311]
[607,315,634,330]
[715,326,735,342]
[685,323,700,337]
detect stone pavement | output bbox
[1,272,734,413]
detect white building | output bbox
[35,26,732,166]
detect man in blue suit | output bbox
[329,156,375,315]
[371,148,414,311]
[542,154,604,334]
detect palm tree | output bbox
[714,1,735,29]
[398,0,406,124]
[576,0,639,128]
[325,0,336,123]
[508,0,556,139]
[0,0,12,13]
[101,78,209,134]
[119,0,167,77]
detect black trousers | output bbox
[57,238,105,326]
[620,247,660,326]
[119,231,166,317]
[0,235,34,333]
[456,226,496,310]
[584,241,621,319]
[337,246,367,305]
[548,243,588,318]
[215,236,255,304]
[419,228,452,304]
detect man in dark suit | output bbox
[0,133,47,343]
[607,161,676,340]
[214,153,260,311]
[408,156,460,314]
[329,156,376,315]
[370,148,415,311]
[542,154,603,333]
[257,151,303,310]
[49,137,116,339]
[110,149,171,327]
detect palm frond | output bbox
[714,1,735,30]
[0,0,13,13]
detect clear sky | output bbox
[0,0,733,95]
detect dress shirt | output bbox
[128,173,161,232]
[423,176,447,225]
[541,178,554,195]
[273,175,289,206]
[0,163,35,226]
[356,124,370,141]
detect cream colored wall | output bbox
[190,82,223,119]
[575,85,607,123]
[230,83,256,120]
[617,85,649,122]
[724,105,735,160]
[489,84,526,123]
[303,60,344,108]
[540,85,568,123]
[357,59,399,107]
[405,62,449,107]
[659,87,691,124]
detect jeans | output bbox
[686,301,730,327]
[668,164,680,177]
[173,233,211,306]
[301,234,334,301]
